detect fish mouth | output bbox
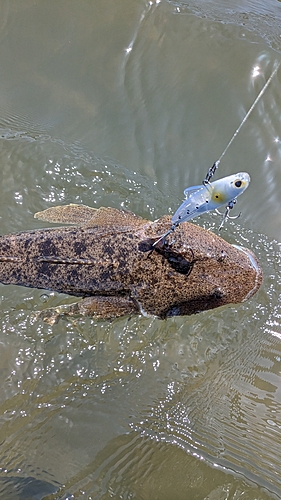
[232,244,263,300]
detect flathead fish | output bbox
[0,204,262,321]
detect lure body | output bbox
[172,172,250,226]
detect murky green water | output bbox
[1,1,281,498]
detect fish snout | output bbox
[231,244,262,300]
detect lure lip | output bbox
[232,244,263,300]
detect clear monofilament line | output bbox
[155,61,281,245]
[217,61,281,164]
[204,61,281,183]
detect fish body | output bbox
[172,172,250,226]
[0,204,262,320]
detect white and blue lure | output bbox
[151,61,280,247]
[172,171,250,226]
[153,172,250,246]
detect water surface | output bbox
[1,1,281,498]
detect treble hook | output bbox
[215,198,241,231]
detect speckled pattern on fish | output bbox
[0,205,263,320]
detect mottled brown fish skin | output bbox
[0,209,262,318]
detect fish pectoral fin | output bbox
[75,295,139,318]
[36,295,139,324]
[34,204,98,225]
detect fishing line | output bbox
[205,60,281,182]
[153,61,281,245]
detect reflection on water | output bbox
[1,0,281,499]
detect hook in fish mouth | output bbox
[232,244,263,300]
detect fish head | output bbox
[149,219,262,318]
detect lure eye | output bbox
[234,180,242,188]
[211,191,226,203]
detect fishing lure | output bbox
[172,172,250,226]
[152,61,280,248]
[152,172,250,246]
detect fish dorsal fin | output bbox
[35,204,147,229]
[84,207,147,229]
[34,204,98,225]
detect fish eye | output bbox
[235,180,242,188]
